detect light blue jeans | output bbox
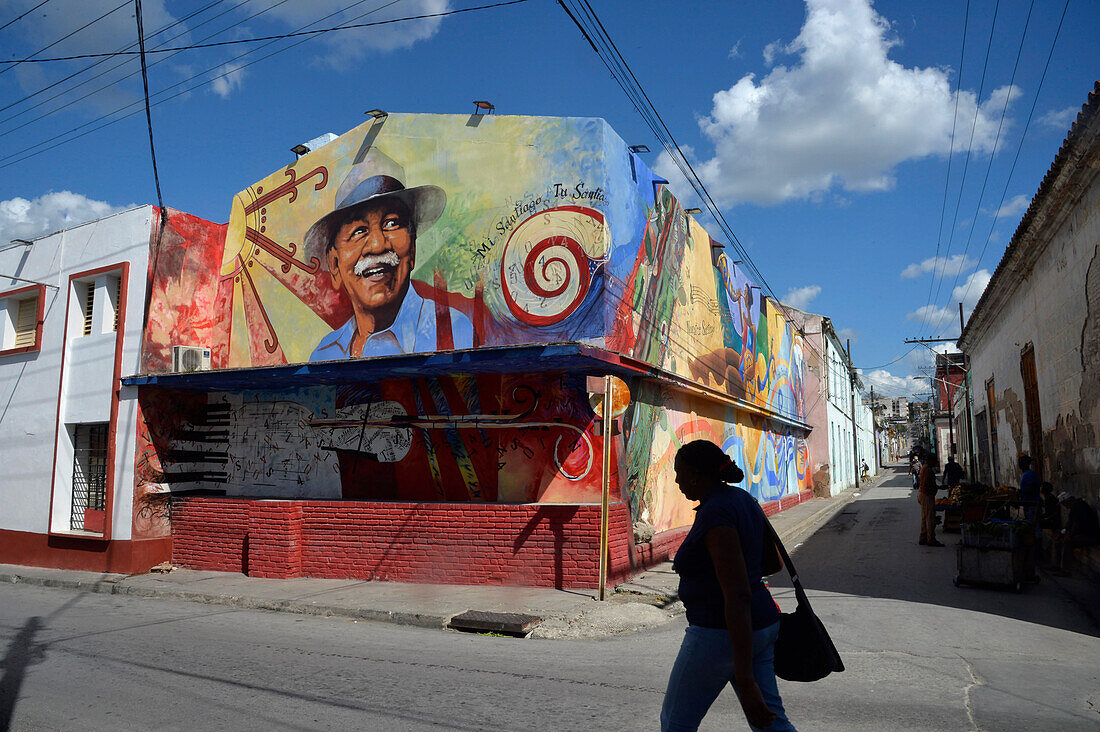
[660,622,796,731]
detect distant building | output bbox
[959,81,1099,503]
[931,352,968,469]
[785,308,876,495]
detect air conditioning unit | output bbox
[172,345,211,373]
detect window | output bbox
[15,296,37,347]
[0,284,45,355]
[112,276,121,332]
[70,422,108,532]
[72,272,122,338]
[81,281,95,336]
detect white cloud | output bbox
[860,368,926,397]
[211,63,247,99]
[781,284,821,310]
[0,191,131,245]
[835,327,858,343]
[254,0,451,67]
[900,254,976,279]
[1037,105,1078,131]
[906,268,992,329]
[5,0,178,56]
[990,194,1030,221]
[656,0,1016,206]
[729,40,743,59]
[6,0,182,112]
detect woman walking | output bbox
[660,439,796,731]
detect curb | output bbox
[0,571,452,629]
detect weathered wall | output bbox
[969,167,1099,502]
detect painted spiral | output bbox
[500,205,606,327]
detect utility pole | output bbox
[847,339,860,490]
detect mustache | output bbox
[353,251,400,277]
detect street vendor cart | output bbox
[954,521,1033,592]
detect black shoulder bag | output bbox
[764,521,845,682]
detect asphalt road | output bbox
[2,465,1097,731]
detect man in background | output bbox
[918,453,944,547]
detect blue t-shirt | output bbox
[1019,469,1040,502]
[673,486,781,630]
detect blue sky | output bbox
[1,0,1097,396]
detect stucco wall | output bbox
[968,167,1099,501]
[0,206,153,540]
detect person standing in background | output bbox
[918,454,944,547]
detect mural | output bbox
[139,114,811,532]
[137,373,613,504]
[141,209,229,372]
[215,115,611,367]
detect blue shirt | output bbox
[309,286,473,361]
[673,486,781,630]
[1019,469,1040,502]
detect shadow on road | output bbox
[768,464,1100,638]
[0,593,86,728]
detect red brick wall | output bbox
[762,489,814,517]
[171,498,248,572]
[171,498,668,589]
[170,493,799,588]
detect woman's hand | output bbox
[736,675,777,729]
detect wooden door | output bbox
[1020,343,1043,476]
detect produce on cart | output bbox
[938,484,1017,533]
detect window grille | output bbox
[81,282,94,336]
[70,423,108,531]
[111,276,121,332]
[14,296,37,348]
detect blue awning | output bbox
[122,343,640,391]
[121,341,812,432]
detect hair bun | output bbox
[719,460,744,484]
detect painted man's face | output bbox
[327,198,415,321]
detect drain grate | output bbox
[448,610,542,636]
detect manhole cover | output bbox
[449,610,542,636]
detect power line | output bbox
[0,0,513,166]
[0,0,224,119]
[931,0,1035,321]
[557,0,830,370]
[0,0,130,77]
[1,0,329,135]
[0,0,52,34]
[926,0,1003,335]
[134,0,164,218]
[936,0,1072,335]
[0,0,533,64]
[922,0,970,339]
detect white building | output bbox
[0,206,166,572]
[788,306,877,496]
[959,82,1099,503]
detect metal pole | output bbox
[597,374,613,601]
[847,339,859,490]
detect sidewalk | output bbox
[0,476,875,639]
